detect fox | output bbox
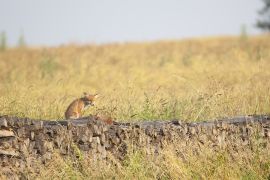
[65,92,99,119]
[94,114,115,125]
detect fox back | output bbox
[65,93,99,119]
[94,115,114,125]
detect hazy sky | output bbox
[0,0,264,46]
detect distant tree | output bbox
[240,24,248,41]
[0,31,7,51]
[18,31,26,48]
[256,0,270,31]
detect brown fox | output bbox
[65,92,99,119]
[94,114,114,125]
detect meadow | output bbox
[0,35,270,179]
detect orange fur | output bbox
[65,93,98,119]
[94,115,114,125]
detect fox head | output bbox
[81,92,99,107]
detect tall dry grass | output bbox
[0,35,270,179]
[0,35,270,121]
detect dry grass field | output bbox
[0,35,270,179]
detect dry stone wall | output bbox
[0,115,270,178]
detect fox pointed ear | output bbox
[94,94,99,98]
[83,92,88,96]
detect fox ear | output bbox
[83,92,88,96]
[94,94,99,98]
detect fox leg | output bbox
[70,112,80,119]
[76,113,80,119]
